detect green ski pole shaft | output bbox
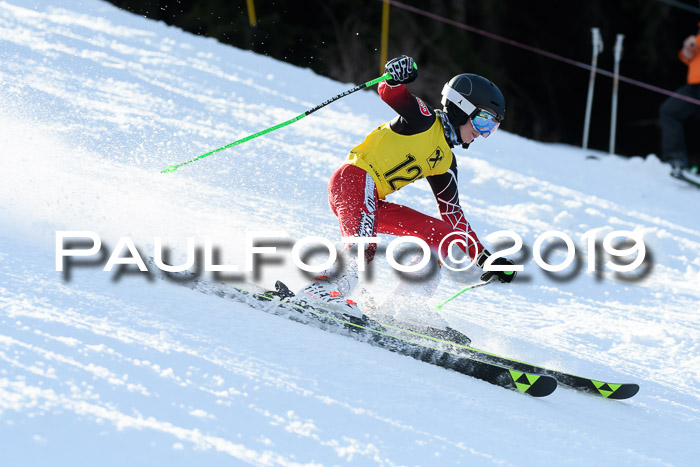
[162,72,392,173]
[435,278,497,310]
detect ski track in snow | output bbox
[1,1,699,465]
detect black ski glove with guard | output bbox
[475,249,517,283]
[385,55,418,87]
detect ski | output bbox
[152,268,556,397]
[375,313,639,399]
[671,170,700,189]
[152,262,636,400]
[246,286,556,397]
[462,349,638,399]
[271,280,639,400]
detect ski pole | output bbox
[582,27,602,151]
[608,34,624,155]
[435,277,498,310]
[161,72,393,173]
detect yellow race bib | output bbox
[346,117,453,199]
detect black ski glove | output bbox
[475,249,517,283]
[385,55,418,87]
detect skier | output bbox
[660,22,700,179]
[296,55,517,321]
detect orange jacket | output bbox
[679,23,700,84]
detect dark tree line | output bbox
[106,0,700,164]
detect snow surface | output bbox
[1,1,699,465]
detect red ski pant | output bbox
[328,164,459,262]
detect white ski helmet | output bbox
[441,73,505,128]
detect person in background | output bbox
[659,22,700,177]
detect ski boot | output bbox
[293,256,364,320]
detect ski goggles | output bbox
[440,83,502,138]
[470,109,501,138]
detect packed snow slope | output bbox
[1,1,699,465]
